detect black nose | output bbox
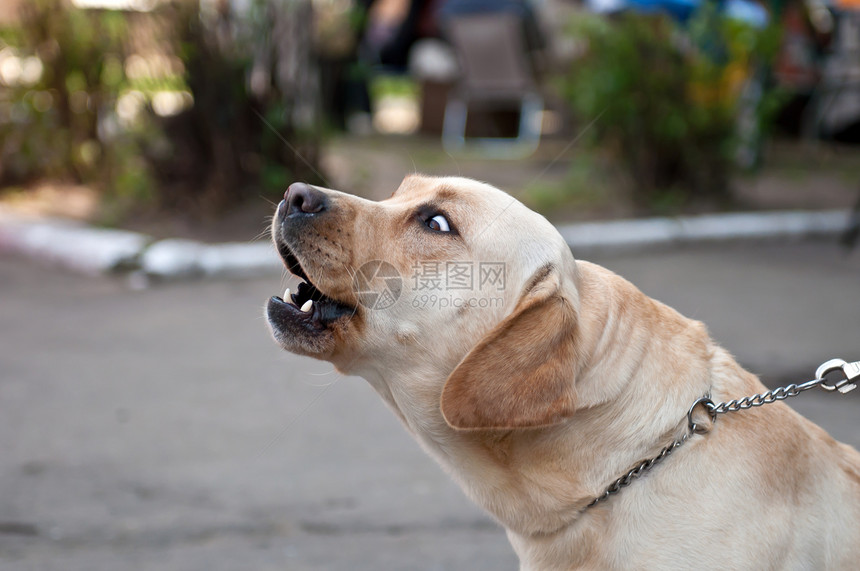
[285,183,327,216]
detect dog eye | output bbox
[426,214,451,233]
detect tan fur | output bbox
[441,263,580,430]
[269,175,860,569]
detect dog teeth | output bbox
[300,299,313,313]
[283,287,291,301]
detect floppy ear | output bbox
[441,265,579,430]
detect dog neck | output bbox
[355,261,718,539]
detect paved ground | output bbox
[1,239,859,570]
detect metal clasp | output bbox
[815,358,859,394]
[687,396,718,434]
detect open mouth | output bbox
[267,240,355,331]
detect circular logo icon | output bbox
[353,260,402,310]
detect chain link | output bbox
[711,381,815,412]
[587,358,859,510]
[588,432,691,507]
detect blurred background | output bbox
[0,0,857,230]
[1,0,859,569]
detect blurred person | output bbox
[363,0,443,70]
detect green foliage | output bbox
[0,0,325,218]
[0,0,152,205]
[523,152,609,213]
[370,76,419,101]
[561,10,782,209]
[150,0,325,212]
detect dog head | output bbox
[267,175,582,430]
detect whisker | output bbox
[471,108,606,242]
[256,375,344,457]
[251,107,331,187]
[249,225,272,244]
[259,195,279,208]
[445,150,462,177]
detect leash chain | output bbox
[587,358,859,509]
[587,431,692,507]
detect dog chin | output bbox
[265,297,339,358]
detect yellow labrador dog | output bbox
[266,175,860,569]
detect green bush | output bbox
[562,10,782,210]
[0,0,325,218]
[150,0,324,213]
[0,0,152,204]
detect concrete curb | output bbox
[140,239,281,279]
[0,214,151,275]
[0,209,851,280]
[557,209,850,252]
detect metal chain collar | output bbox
[587,358,859,509]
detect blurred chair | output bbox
[441,12,543,158]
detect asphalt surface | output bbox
[1,239,859,570]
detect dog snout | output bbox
[284,182,328,217]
